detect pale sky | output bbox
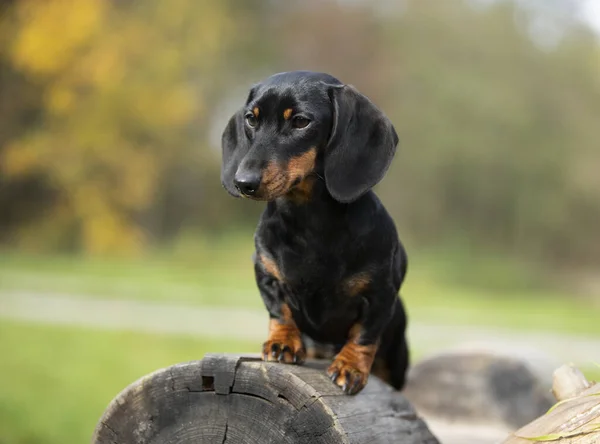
[581,0,600,37]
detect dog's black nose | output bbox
[234,172,261,196]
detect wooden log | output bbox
[502,364,600,443]
[91,353,439,444]
[403,350,555,429]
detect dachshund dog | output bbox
[220,71,409,395]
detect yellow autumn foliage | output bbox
[10,0,107,77]
[0,0,235,255]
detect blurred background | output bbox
[1,0,599,442]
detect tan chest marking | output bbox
[342,272,371,297]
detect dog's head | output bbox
[221,71,398,203]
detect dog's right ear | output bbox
[221,109,246,197]
[220,85,259,197]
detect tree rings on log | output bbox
[92,354,439,444]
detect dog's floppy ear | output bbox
[220,85,259,197]
[220,109,246,197]
[324,84,399,203]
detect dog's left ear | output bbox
[324,84,399,203]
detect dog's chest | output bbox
[258,235,359,338]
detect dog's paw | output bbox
[262,339,306,364]
[327,358,369,395]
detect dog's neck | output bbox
[266,174,366,239]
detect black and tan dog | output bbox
[220,71,409,395]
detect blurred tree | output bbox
[0,0,599,273]
[0,0,238,254]
[375,0,600,268]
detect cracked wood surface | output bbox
[91,353,439,444]
[502,365,600,444]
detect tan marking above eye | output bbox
[283,108,293,120]
[252,107,260,118]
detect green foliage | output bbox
[375,0,600,267]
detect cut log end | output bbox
[92,354,439,444]
[552,364,592,401]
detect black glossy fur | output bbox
[221,71,409,394]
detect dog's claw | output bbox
[271,343,280,357]
[262,341,305,364]
[349,377,361,395]
[329,370,339,382]
[327,359,369,395]
[279,345,291,362]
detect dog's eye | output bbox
[292,116,310,129]
[245,113,258,128]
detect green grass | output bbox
[404,277,600,336]
[583,367,600,383]
[1,237,600,337]
[0,232,257,306]
[1,238,598,444]
[0,320,255,444]
[0,321,597,444]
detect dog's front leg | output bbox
[262,303,306,364]
[254,256,306,364]
[327,288,396,395]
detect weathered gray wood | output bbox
[403,350,555,429]
[92,353,439,444]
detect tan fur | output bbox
[258,253,283,281]
[283,108,293,120]
[286,148,317,184]
[259,162,286,199]
[259,148,317,200]
[263,303,305,363]
[342,272,371,297]
[327,323,378,392]
[286,176,316,204]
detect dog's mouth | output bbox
[237,148,318,201]
[243,176,290,201]
[240,175,314,202]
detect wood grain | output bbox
[502,365,600,444]
[91,353,439,444]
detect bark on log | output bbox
[91,353,439,444]
[502,364,600,443]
